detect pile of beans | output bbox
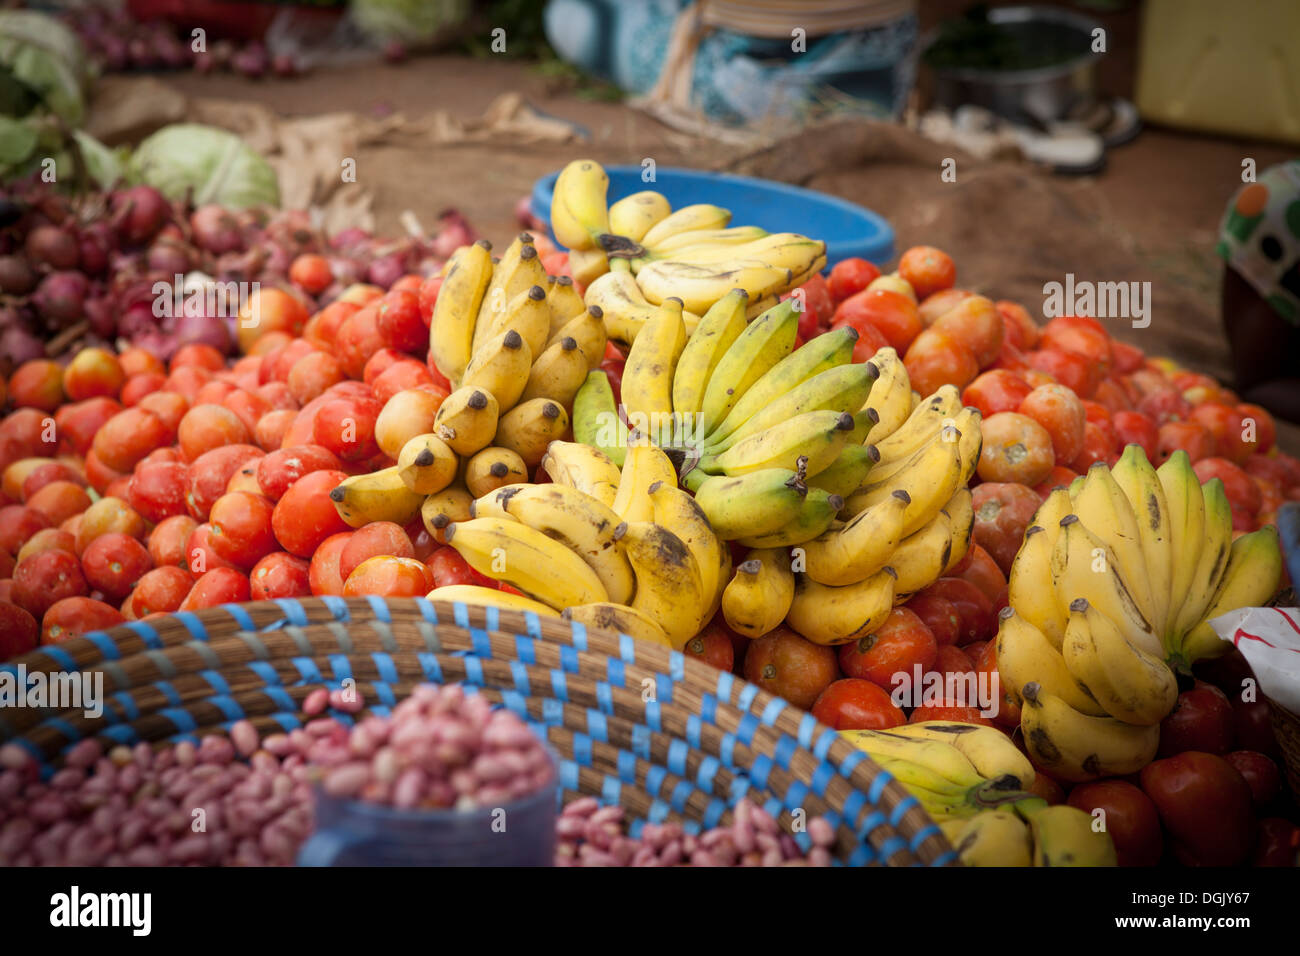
[555,796,836,867]
[313,683,554,809]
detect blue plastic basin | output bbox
[530,165,894,269]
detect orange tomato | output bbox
[1026,347,1099,399]
[1017,384,1086,467]
[963,370,1033,418]
[931,295,1004,368]
[1039,315,1113,376]
[832,288,922,353]
[919,288,973,327]
[904,327,980,396]
[897,245,957,299]
[1236,403,1276,455]
[1189,402,1251,464]
[977,412,1056,486]
[996,300,1039,350]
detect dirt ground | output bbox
[149,45,1297,448]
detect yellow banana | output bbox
[607,190,671,244]
[584,269,701,347]
[707,409,858,478]
[568,246,610,286]
[462,328,532,412]
[540,440,621,509]
[550,159,610,252]
[621,298,686,421]
[1157,450,1206,648]
[1177,525,1282,666]
[617,521,708,647]
[1072,462,1158,627]
[670,288,749,417]
[610,441,677,524]
[1052,515,1161,657]
[839,728,988,787]
[866,406,980,485]
[697,300,799,434]
[1032,487,1074,551]
[445,515,608,609]
[1062,598,1178,726]
[843,428,963,537]
[1167,478,1234,652]
[1019,803,1118,867]
[887,721,1035,788]
[521,335,588,408]
[648,479,727,611]
[480,283,551,359]
[870,384,962,465]
[545,274,587,337]
[434,386,500,457]
[800,489,910,587]
[472,236,545,356]
[464,446,528,499]
[721,547,794,638]
[638,225,768,263]
[889,507,954,597]
[494,398,569,469]
[428,239,492,384]
[1019,681,1159,782]
[639,203,731,248]
[1111,444,1173,639]
[563,602,672,647]
[396,433,458,495]
[635,259,791,315]
[420,484,473,542]
[861,347,912,445]
[735,488,843,547]
[547,306,607,371]
[490,482,635,605]
[1008,524,1068,649]
[943,486,974,574]
[428,584,560,618]
[329,467,423,528]
[691,467,808,540]
[787,568,897,645]
[944,810,1034,867]
[655,232,817,268]
[996,606,1107,714]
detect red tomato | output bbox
[1091,379,1132,415]
[1031,465,1079,499]
[903,592,961,647]
[978,412,1056,486]
[0,504,50,555]
[908,703,995,727]
[971,637,1019,729]
[426,545,492,589]
[916,578,995,644]
[177,404,252,462]
[1069,420,1118,472]
[835,312,891,364]
[1039,316,1113,376]
[1223,750,1280,809]
[904,327,980,395]
[255,445,344,501]
[208,491,278,569]
[956,544,1007,607]
[289,253,332,294]
[1235,402,1276,455]
[1158,681,1235,756]
[1253,818,1300,867]
[995,300,1039,349]
[376,289,426,353]
[836,608,937,690]
[129,567,193,617]
[249,551,313,600]
[185,444,264,521]
[833,288,922,353]
[271,469,351,558]
[1110,411,1158,461]
[1193,458,1261,516]
[180,567,251,610]
[1017,384,1086,467]
[1156,420,1216,464]
[91,407,173,473]
[25,481,91,527]
[339,521,415,581]
[127,460,191,524]
[1026,771,1064,804]
[148,515,197,570]
[1026,347,1099,399]
[970,482,1041,576]
[897,246,956,299]
[313,396,382,462]
[930,295,1004,368]
[1189,402,1251,463]
[962,370,1032,419]
[1140,751,1254,866]
[1231,696,1281,758]
[417,274,443,323]
[306,531,352,596]
[81,533,153,602]
[812,678,906,730]
[0,601,39,657]
[40,597,125,645]
[1066,780,1163,867]
[342,555,434,597]
[1109,340,1145,374]
[827,257,881,302]
[742,627,839,711]
[11,549,88,620]
[683,618,736,672]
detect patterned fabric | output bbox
[1217,160,1300,325]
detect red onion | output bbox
[112,186,170,246]
[83,297,117,339]
[78,225,111,276]
[0,255,36,295]
[172,310,232,354]
[259,241,292,276]
[330,228,371,252]
[146,238,193,276]
[32,271,90,328]
[431,210,475,259]
[272,54,298,78]
[119,302,158,340]
[232,43,268,78]
[326,257,363,286]
[25,225,80,270]
[191,205,245,255]
[367,254,406,289]
[0,325,46,372]
[383,40,408,63]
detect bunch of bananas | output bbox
[333,232,610,529]
[549,159,825,343]
[1000,444,1283,781]
[433,439,731,650]
[840,721,1116,866]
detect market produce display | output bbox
[1,153,1297,868]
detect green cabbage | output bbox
[0,11,88,125]
[130,123,280,209]
[352,0,470,44]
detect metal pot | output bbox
[923,5,1103,127]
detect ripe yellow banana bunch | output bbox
[549,159,825,345]
[839,722,1115,866]
[998,444,1282,781]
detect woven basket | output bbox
[0,597,954,866]
[1266,696,1300,801]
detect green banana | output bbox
[692,466,809,539]
[697,300,799,435]
[703,409,857,477]
[735,488,843,547]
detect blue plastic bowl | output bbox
[530,165,894,269]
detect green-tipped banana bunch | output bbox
[839,722,1115,866]
[998,444,1283,781]
[549,159,825,344]
[439,440,730,650]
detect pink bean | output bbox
[109,745,134,767]
[808,817,836,848]
[392,768,426,809]
[564,796,600,818]
[0,773,22,803]
[170,833,211,863]
[659,841,683,866]
[126,845,165,866]
[117,815,149,850]
[762,847,784,867]
[780,834,800,859]
[0,744,35,772]
[329,688,364,714]
[691,849,719,867]
[133,742,155,767]
[732,819,756,855]
[262,733,293,756]
[117,763,142,794]
[556,816,585,839]
[631,845,656,867]
[64,739,102,769]
[0,818,36,857]
[809,847,832,866]
[303,688,329,716]
[229,720,259,757]
[30,795,68,825]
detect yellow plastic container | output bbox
[1136,0,1300,143]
